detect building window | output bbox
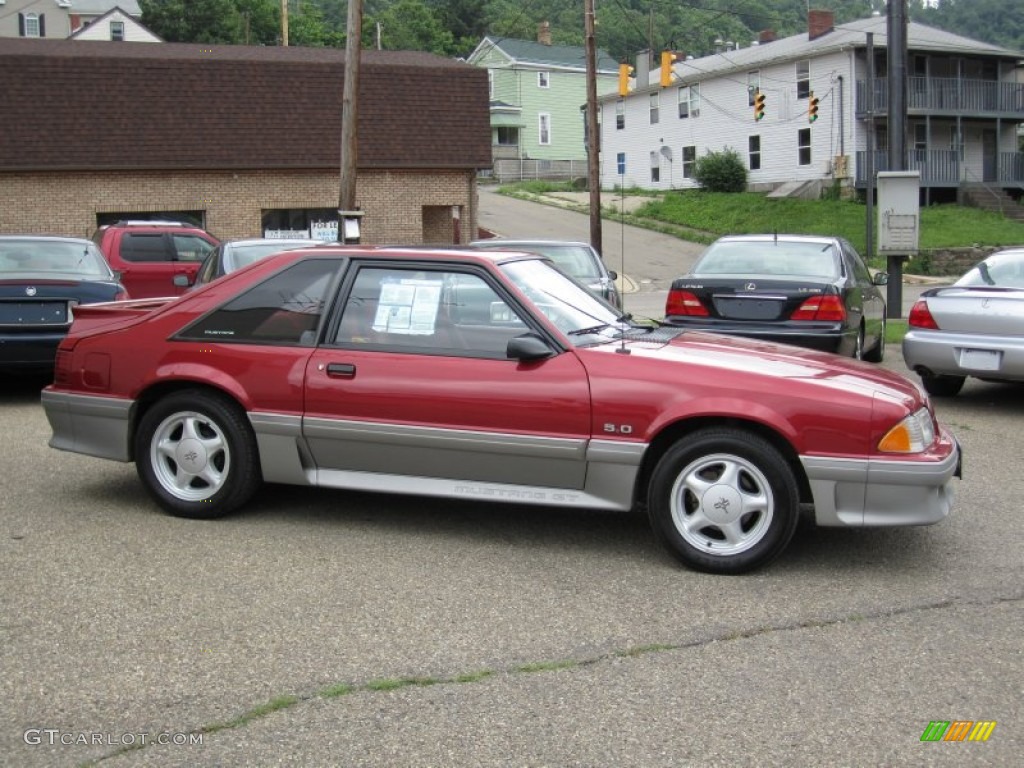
[747,71,760,106]
[650,152,660,183]
[682,145,696,178]
[538,113,551,145]
[949,127,964,159]
[110,21,125,41]
[488,70,494,99]
[748,136,761,170]
[798,128,812,166]
[261,208,339,241]
[495,127,518,147]
[649,92,660,124]
[677,84,700,119]
[19,12,44,37]
[913,124,927,162]
[796,60,810,99]
[616,99,625,130]
[538,71,550,88]
[875,125,888,152]
[616,152,626,176]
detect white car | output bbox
[903,247,1024,396]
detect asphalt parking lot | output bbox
[2,338,1022,767]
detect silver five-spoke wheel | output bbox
[648,428,799,574]
[135,389,261,519]
[669,453,774,557]
[150,410,231,502]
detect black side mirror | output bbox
[507,333,555,361]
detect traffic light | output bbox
[808,92,820,123]
[660,51,677,88]
[754,90,766,121]
[618,63,633,97]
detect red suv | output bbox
[92,221,219,299]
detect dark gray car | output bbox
[471,238,621,308]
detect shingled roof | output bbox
[0,38,492,172]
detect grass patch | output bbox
[886,318,909,345]
[516,660,578,673]
[203,694,299,734]
[497,184,1024,270]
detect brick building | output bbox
[0,38,492,244]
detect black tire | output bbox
[647,428,800,575]
[920,374,966,397]
[134,389,262,519]
[862,319,885,363]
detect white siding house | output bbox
[0,1,157,42]
[600,10,1024,202]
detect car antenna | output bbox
[616,186,631,355]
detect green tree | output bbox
[140,0,247,43]
[370,0,454,55]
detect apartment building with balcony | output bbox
[600,9,1024,206]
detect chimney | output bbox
[758,29,777,45]
[537,21,551,46]
[808,9,834,40]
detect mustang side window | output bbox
[335,267,527,359]
[179,258,340,345]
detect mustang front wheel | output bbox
[135,390,261,519]
[648,428,799,574]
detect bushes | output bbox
[693,148,748,193]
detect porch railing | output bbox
[854,150,1024,186]
[856,77,1024,116]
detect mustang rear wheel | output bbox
[135,390,261,519]
[648,428,799,574]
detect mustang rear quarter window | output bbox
[179,259,341,345]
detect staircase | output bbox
[960,184,1024,221]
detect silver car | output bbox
[903,247,1024,396]
[189,237,322,287]
[470,239,621,308]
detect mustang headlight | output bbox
[878,407,936,454]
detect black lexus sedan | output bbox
[663,234,888,361]
[0,235,128,373]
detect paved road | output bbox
[3,206,1019,766]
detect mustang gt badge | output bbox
[25,286,37,297]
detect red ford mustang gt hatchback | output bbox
[42,246,960,574]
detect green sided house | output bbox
[468,22,620,182]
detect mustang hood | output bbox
[606,327,923,403]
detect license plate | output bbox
[0,300,69,325]
[959,348,1001,371]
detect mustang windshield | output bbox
[500,258,624,344]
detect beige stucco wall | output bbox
[0,168,479,244]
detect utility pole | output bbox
[885,0,908,317]
[339,0,363,242]
[280,0,288,46]
[583,0,602,256]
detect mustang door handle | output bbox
[326,363,357,378]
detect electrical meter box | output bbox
[877,171,920,255]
